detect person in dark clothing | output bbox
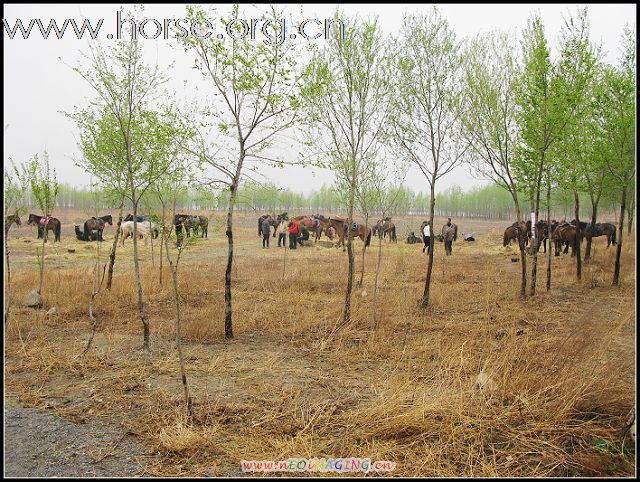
[298,225,310,246]
[261,216,272,248]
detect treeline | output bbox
[43,181,621,221]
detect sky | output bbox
[3,3,636,195]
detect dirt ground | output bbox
[4,208,636,477]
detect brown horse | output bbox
[375,218,397,242]
[28,213,61,242]
[5,213,21,236]
[327,217,372,249]
[552,224,578,256]
[83,214,113,242]
[503,220,531,247]
[293,214,330,242]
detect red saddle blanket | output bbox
[39,217,53,226]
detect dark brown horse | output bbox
[83,214,112,242]
[588,222,617,247]
[552,224,578,256]
[5,213,21,236]
[503,220,531,247]
[375,218,397,242]
[189,215,209,238]
[28,213,61,242]
[327,217,372,249]
[293,214,328,242]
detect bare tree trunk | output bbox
[626,192,634,236]
[159,203,165,286]
[38,234,46,295]
[224,186,237,339]
[574,191,582,281]
[420,182,436,308]
[165,234,193,417]
[613,186,626,286]
[584,200,597,261]
[546,184,552,291]
[130,179,150,350]
[373,231,383,331]
[106,200,124,290]
[4,228,12,324]
[357,214,369,289]
[342,205,355,326]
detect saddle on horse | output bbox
[39,216,53,226]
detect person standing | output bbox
[276,219,287,247]
[261,216,272,248]
[441,218,457,256]
[288,220,299,249]
[422,221,431,254]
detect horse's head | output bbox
[13,214,22,226]
[105,215,113,225]
[27,214,37,225]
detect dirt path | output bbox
[4,397,154,477]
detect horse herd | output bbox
[4,212,616,258]
[257,213,400,248]
[503,219,617,256]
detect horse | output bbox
[591,222,617,247]
[406,231,420,244]
[380,218,397,243]
[120,220,157,246]
[573,220,617,247]
[5,213,21,236]
[327,217,372,249]
[192,215,209,238]
[503,220,531,248]
[292,214,327,242]
[258,214,280,238]
[552,223,578,256]
[27,213,61,242]
[75,225,98,241]
[83,214,112,242]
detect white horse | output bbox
[120,220,158,246]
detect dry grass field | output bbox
[4,208,636,477]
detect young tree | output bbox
[513,14,564,296]
[72,39,187,350]
[552,8,599,280]
[461,30,528,297]
[4,161,28,324]
[27,151,59,296]
[597,28,635,286]
[393,8,467,308]
[183,5,307,339]
[304,14,393,326]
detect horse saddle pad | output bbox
[39,217,53,226]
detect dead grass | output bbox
[4,214,636,477]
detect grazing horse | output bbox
[552,223,578,256]
[27,213,61,242]
[120,220,156,246]
[75,225,98,241]
[327,217,372,249]
[193,215,209,238]
[83,214,112,242]
[503,220,531,248]
[591,222,617,247]
[379,218,397,243]
[5,213,21,236]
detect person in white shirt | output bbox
[422,222,431,254]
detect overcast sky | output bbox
[3,3,636,195]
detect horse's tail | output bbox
[391,226,397,242]
[366,229,371,247]
[503,229,508,247]
[84,221,90,242]
[55,220,61,242]
[258,218,262,237]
